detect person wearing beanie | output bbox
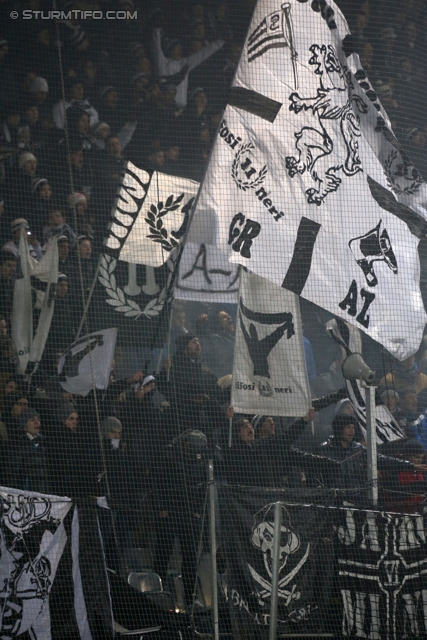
[3,218,42,261]
[29,76,49,98]
[18,151,37,175]
[8,408,48,493]
[67,191,93,236]
[319,414,427,492]
[141,375,156,390]
[102,416,123,440]
[333,398,365,443]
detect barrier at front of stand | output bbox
[218,486,427,639]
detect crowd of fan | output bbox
[0,0,427,606]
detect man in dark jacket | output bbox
[8,408,49,493]
[319,415,427,491]
[151,429,209,609]
[165,334,231,434]
[223,409,340,487]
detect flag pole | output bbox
[269,501,283,640]
[208,460,219,640]
[75,254,102,341]
[365,384,378,505]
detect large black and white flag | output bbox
[191,0,427,360]
[58,328,117,396]
[326,318,406,443]
[219,486,335,639]
[337,507,427,639]
[231,270,310,415]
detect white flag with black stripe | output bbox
[191,0,427,360]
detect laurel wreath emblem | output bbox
[145,193,193,251]
[231,143,268,191]
[384,149,423,196]
[98,254,174,319]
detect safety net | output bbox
[1,0,427,638]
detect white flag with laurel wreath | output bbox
[117,171,199,268]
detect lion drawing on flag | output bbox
[285,44,368,205]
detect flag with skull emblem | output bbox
[219,486,335,638]
[191,0,427,360]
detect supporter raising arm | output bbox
[223,409,341,487]
[151,26,224,108]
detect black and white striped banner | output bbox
[326,318,406,443]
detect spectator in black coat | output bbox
[97,417,136,566]
[66,235,95,309]
[49,403,94,498]
[8,408,49,493]
[164,334,230,433]
[152,429,209,608]
[30,177,53,240]
[119,375,161,453]
[223,410,336,487]
[41,274,76,362]
[2,393,30,439]
[318,414,427,491]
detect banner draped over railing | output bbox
[218,486,427,639]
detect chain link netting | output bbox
[0,0,427,638]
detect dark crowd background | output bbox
[0,0,427,621]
